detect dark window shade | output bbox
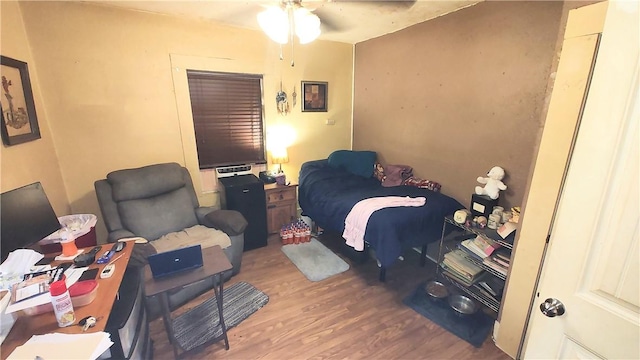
[187,70,266,168]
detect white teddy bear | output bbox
[475,166,507,200]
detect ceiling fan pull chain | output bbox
[289,4,295,67]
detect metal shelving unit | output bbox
[443,216,513,250]
[464,254,507,280]
[436,215,513,314]
[443,273,501,312]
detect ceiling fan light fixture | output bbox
[257,7,289,44]
[294,8,321,44]
[257,3,320,45]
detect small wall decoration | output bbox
[302,81,327,112]
[291,85,297,107]
[0,55,40,146]
[276,81,289,115]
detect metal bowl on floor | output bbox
[448,294,478,316]
[425,280,449,300]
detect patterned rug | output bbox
[172,281,269,351]
[281,237,350,282]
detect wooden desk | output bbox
[144,245,232,359]
[0,243,133,359]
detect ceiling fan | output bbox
[255,0,415,66]
[257,0,322,45]
[256,0,417,44]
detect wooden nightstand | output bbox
[264,183,298,234]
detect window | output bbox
[187,70,266,169]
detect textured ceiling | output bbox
[83,0,481,44]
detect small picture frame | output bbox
[301,81,328,112]
[1,55,41,146]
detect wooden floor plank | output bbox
[149,233,512,359]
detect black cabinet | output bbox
[218,174,268,251]
[101,266,152,360]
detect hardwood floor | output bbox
[149,234,513,360]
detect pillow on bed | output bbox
[382,164,413,187]
[328,150,377,178]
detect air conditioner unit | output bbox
[215,165,253,178]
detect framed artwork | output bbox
[302,81,328,112]
[1,55,40,146]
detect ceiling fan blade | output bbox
[210,2,271,29]
[310,0,417,33]
[312,7,352,32]
[327,0,416,10]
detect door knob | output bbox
[540,298,566,317]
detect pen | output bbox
[107,254,123,266]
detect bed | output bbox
[299,153,464,281]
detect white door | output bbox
[523,1,639,359]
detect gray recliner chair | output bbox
[94,162,247,320]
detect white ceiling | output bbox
[84,0,481,44]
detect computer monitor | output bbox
[0,182,61,262]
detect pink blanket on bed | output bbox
[342,196,426,251]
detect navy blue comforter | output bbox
[299,159,464,268]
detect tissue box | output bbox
[275,173,286,185]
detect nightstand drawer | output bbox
[266,188,296,204]
[264,184,298,234]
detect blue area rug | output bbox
[281,238,350,282]
[403,282,494,348]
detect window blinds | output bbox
[187,70,266,169]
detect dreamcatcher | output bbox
[292,86,297,107]
[276,81,289,115]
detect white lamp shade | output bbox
[294,8,321,44]
[271,147,289,165]
[257,7,289,44]
[258,5,321,45]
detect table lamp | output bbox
[271,147,289,174]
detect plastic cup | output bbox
[60,238,78,257]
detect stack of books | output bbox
[440,249,486,286]
[482,248,511,277]
[458,235,501,260]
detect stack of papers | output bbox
[7,332,113,360]
[482,257,508,276]
[442,249,484,279]
[0,249,44,290]
[441,249,486,286]
[472,235,501,256]
[459,239,489,260]
[4,267,86,314]
[0,291,16,345]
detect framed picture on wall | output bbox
[302,81,328,112]
[0,55,41,146]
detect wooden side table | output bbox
[264,183,298,234]
[144,245,232,359]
